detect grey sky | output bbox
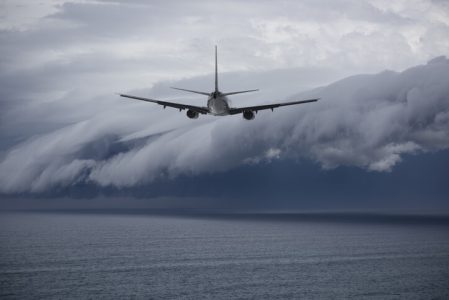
[0,0,449,196]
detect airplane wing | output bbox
[119,94,209,114]
[228,98,319,115]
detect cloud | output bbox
[1,56,449,193]
[1,1,449,194]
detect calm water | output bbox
[1,212,449,299]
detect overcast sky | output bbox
[1,0,449,210]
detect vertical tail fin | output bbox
[215,45,218,93]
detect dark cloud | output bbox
[2,148,448,212]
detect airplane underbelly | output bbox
[209,98,229,115]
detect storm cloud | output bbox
[1,56,449,193]
[1,1,449,194]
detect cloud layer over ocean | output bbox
[1,57,448,193]
[1,1,449,194]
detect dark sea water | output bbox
[1,212,449,299]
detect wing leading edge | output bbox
[228,98,319,115]
[119,94,209,114]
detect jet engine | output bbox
[186,109,199,119]
[243,110,255,120]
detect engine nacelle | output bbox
[186,109,199,119]
[243,110,255,120]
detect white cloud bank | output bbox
[1,57,449,193]
[1,0,449,193]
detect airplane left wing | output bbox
[119,94,209,114]
[228,98,319,115]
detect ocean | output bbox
[1,212,448,299]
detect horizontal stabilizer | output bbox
[171,87,210,96]
[222,89,259,96]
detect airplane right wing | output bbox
[119,94,209,114]
[228,98,319,114]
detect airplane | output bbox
[119,46,319,120]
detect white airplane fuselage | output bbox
[207,93,231,116]
[119,46,319,119]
